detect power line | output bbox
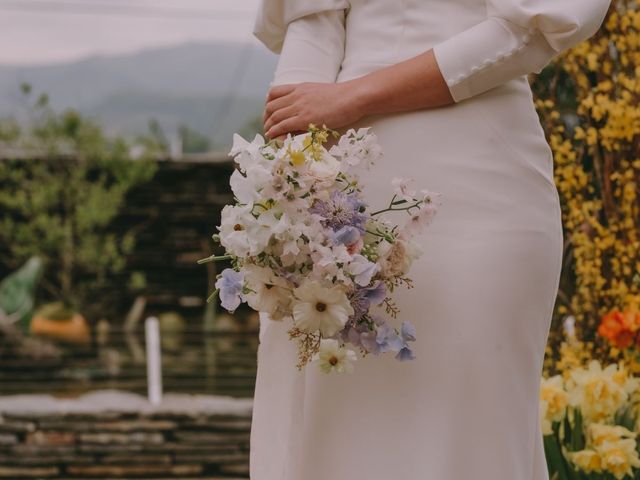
[0,0,254,21]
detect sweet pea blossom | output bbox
[215,269,245,313]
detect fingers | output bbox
[264,105,298,134]
[264,93,295,124]
[266,84,296,102]
[265,115,304,140]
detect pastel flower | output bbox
[567,423,640,479]
[215,268,245,313]
[567,449,602,475]
[329,127,382,170]
[403,202,439,235]
[331,225,362,247]
[364,281,386,305]
[243,264,292,321]
[378,235,423,278]
[391,177,417,202]
[539,375,569,434]
[346,254,379,286]
[312,338,357,374]
[309,190,369,233]
[566,360,629,422]
[598,438,640,480]
[218,204,256,257]
[396,347,416,361]
[395,321,417,361]
[375,323,405,353]
[228,133,267,171]
[291,280,354,337]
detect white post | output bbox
[145,316,163,405]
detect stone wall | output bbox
[0,390,253,479]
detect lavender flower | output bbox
[331,225,361,246]
[395,321,417,361]
[364,281,386,305]
[310,190,369,233]
[215,268,245,313]
[375,323,405,353]
[347,282,386,324]
[396,347,416,361]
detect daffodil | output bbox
[540,375,569,434]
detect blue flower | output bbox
[331,225,362,246]
[396,346,416,361]
[364,281,386,306]
[215,268,245,313]
[375,323,404,353]
[400,321,417,342]
[394,321,417,362]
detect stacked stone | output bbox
[0,392,253,478]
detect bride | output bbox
[249,0,610,478]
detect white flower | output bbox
[329,127,382,171]
[391,177,417,202]
[229,163,271,204]
[403,202,439,235]
[312,338,357,374]
[229,133,267,171]
[218,204,256,257]
[346,254,379,286]
[291,280,354,337]
[307,151,341,183]
[243,264,292,320]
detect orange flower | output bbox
[598,310,638,349]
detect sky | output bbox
[0,0,261,65]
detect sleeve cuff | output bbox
[432,17,553,102]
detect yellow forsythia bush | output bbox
[533,0,640,368]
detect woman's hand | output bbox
[263,80,365,140]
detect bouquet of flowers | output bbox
[200,124,441,374]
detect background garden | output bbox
[0,0,638,479]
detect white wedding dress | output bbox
[249,1,610,479]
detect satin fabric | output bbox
[250,1,610,478]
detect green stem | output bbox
[197,254,232,265]
[206,289,219,304]
[370,199,424,216]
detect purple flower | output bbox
[309,190,369,232]
[348,282,386,324]
[375,323,404,353]
[400,321,417,342]
[364,281,386,305]
[396,346,416,361]
[215,268,245,313]
[394,321,417,361]
[331,225,362,246]
[360,330,381,354]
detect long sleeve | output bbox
[253,0,348,86]
[253,0,349,55]
[432,0,611,102]
[271,9,347,85]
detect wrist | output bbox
[344,76,378,118]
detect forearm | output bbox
[348,49,454,117]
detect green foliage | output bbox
[0,85,160,312]
[179,124,211,154]
[0,257,43,330]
